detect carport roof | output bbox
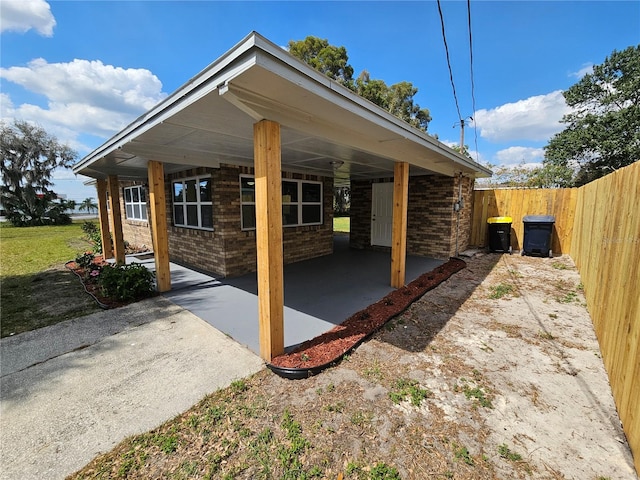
[73,31,492,184]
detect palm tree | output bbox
[79,197,98,215]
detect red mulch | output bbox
[66,256,128,309]
[269,257,466,370]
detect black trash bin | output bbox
[487,216,512,253]
[522,215,555,257]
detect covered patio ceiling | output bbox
[74,31,491,185]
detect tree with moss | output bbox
[289,36,431,132]
[1,120,77,226]
[544,45,640,186]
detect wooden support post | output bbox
[254,119,285,362]
[147,160,171,292]
[391,162,409,288]
[95,178,113,259]
[107,175,125,265]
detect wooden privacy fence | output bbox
[470,188,578,254]
[469,162,639,473]
[570,161,639,473]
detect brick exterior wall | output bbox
[164,164,333,277]
[118,180,153,250]
[350,174,475,259]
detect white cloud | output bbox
[571,63,593,79]
[474,90,570,142]
[495,146,545,166]
[1,58,167,145]
[0,0,56,36]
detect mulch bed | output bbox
[268,257,466,375]
[66,256,126,309]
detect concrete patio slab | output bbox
[159,235,444,354]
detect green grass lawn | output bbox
[0,221,99,337]
[333,216,350,233]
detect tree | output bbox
[288,36,354,88]
[544,45,640,186]
[1,120,77,226]
[79,197,98,215]
[289,37,431,131]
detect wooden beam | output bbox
[391,162,409,288]
[95,179,113,259]
[106,175,126,265]
[147,160,171,292]
[254,119,285,362]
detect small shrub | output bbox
[98,263,155,301]
[82,220,104,253]
[75,252,96,269]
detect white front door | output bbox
[371,182,394,247]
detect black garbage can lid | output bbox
[523,215,555,223]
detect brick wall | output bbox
[350,174,475,259]
[166,164,333,277]
[118,180,153,250]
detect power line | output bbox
[467,0,480,163]
[436,0,462,122]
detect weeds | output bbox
[498,443,522,461]
[489,282,514,299]
[389,378,431,406]
[453,443,474,466]
[551,261,569,270]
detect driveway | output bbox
[0,296,264,480]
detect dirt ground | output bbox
[260,252,637,479]
[72,252,638,479]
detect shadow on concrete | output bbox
[162,235,446,354]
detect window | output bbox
[124,186,147,221]
[172,176,213,230]
[240,175,322,230]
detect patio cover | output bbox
[73,31,491,361]
[73,31,491,184]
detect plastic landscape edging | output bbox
[267,257,467,380]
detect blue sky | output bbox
[1,0,639,202]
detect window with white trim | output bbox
[240,175,322,230]
[124,185,147,221]
[172,176,213,230]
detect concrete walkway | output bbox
[0,297,264,480]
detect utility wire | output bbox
[467,0,480,162]
[437,0,462,122]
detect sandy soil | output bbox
[70,252,638,479]
[257,252,637,479]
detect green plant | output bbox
[461,384,493,409]
[498,443,522,461]
[81,220,105,254]
[230,379,248,393]
[98,263,155,301]
[558,291,578,304]
[74,251,96,269]
[370,462,401,479]
[489,282,514,299]
[389,378,431,406]
[157,434,179,454]
[551,261,569,270]
[453,443,474,466]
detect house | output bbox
[73,32,491,361]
